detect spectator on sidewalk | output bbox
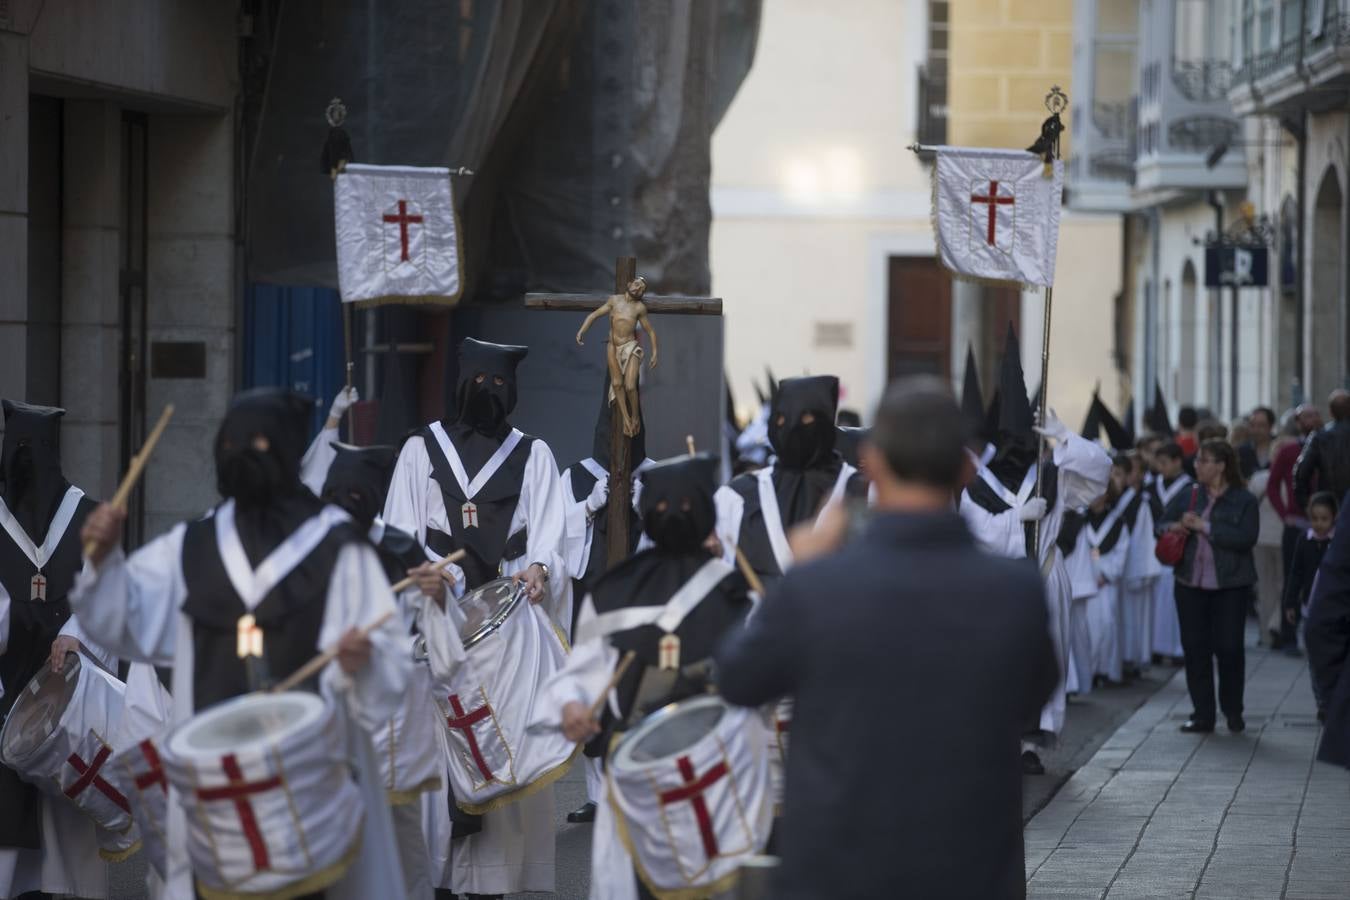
[1295,389,1350,511]
[717,377,1057,900]
[1177,406,1200,458]
[1269,405,1324,587]
[1161,439,1259,735]
[1244,407,1285,647]
[1306,491,1350,769]
[1282,492,1337,658]
[1238,407,1276,478]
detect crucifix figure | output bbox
[574,275,661,439]
[524,256,721,568]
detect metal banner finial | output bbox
[1045,86,1068,115]
[326,97,347,128]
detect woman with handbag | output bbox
[1159,439,1260,734]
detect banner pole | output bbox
[342,303,355,442]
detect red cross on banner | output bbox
[446,694,496,782]
[197,754,283,872]
[65,746,131,814]
[134,740,168,794]
[658,755,729,862]
[970,180,1015,249]
[382,199,424,263]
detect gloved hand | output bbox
[1018,498,1048,522]
[329,386,359,422]
[1033,408,1069,442]
[585,477,609,516]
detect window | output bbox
[1174,0,1233,100]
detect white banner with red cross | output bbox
[334,163,463,306]
[931,147,1064,289]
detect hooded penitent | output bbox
[835,426,870,470]
[187,388,363,708]
[584,452,751,746]
[1145,380,1174,437]
[213,388,321,565]
[768,375,844,525]
[1,400,70,540]
[451,337,528,471]
[639,453,718,553]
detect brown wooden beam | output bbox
[523,293,724,315]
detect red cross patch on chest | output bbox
[30,573,47,601]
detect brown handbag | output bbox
[1155,486,1200,566]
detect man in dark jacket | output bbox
[716,377,1057,900]
[1295,389,1350,510]
[1307,492,1350,768]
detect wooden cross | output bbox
[525,256,721,569]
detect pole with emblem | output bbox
[525,257,721,568]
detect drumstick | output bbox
[271,548,466,694]
[83,405,175,557]
[588,650,637,720]
[686,434,767,596]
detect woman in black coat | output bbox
[1161,439,1260,734]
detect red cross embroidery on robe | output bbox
[30,573,46,601]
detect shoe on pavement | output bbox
[567,801,597,824]
[1021,750,1045,775]
[1180,719,1215,733]
[1227,716,1246,734]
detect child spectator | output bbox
[1283,491,1339,658]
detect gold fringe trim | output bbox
[552,621,572,654]
[194,830,362,900]
[98,838,142,863]
[607,778,746,900]
[455,743,582,816]
[387,776,443,807]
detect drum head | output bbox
[613,695,727,769]
[0,652,82,764]
[457,577,524,649]
[169,692,325,758]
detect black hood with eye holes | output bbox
[321,442,398,530]
[639,453,718,553]
[1,400,70,540]
[450,338,529,475]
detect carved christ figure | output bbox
[575,276,660,438]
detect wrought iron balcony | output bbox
[1167,115,1239,152]
[1092,101,1135,141]
[1171,60,1232,102]
[1089,149,1135,184]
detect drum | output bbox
[161,692,364,899]
[428,576,577,814]
[608,695,774,898]
[107,737,169,877]
[0,651,135,837]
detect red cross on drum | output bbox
[969,179,1016,253]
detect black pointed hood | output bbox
[1081,393,1103,441]
[1097,396,1133,451]
[453,337,528,439]
[1,400,71,540]
[214,388,322,565]
[769,376,839,469]
[961,345,985,442]
[639,453,719,553]
[320,442,398,530]
[1145,381,1174,436]
[1123,397,1137,446]
[996,324,1034,440]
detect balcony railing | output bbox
[1091,101,1135,140]
[1171,60,1232,102]
[1089,149,1135,184]
[1167,115,1239,152]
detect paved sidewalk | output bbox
[1025,639,1350,899]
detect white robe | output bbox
[1122,499,1162,667]
[958,432,1112,737]
[384,429,570,896]
[66,520,411,900]
[1150,475,1192,659]
[300,423,340,496]
[561,458,652,601]
[1087,525,1130,683]
[1062,521,1098,697]
[712,462,856,577]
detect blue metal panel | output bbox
[243,285,346,437]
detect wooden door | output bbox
[887,256,952,380]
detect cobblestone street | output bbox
[1025,636,1350,899]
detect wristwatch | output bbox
[531,561,550,583]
